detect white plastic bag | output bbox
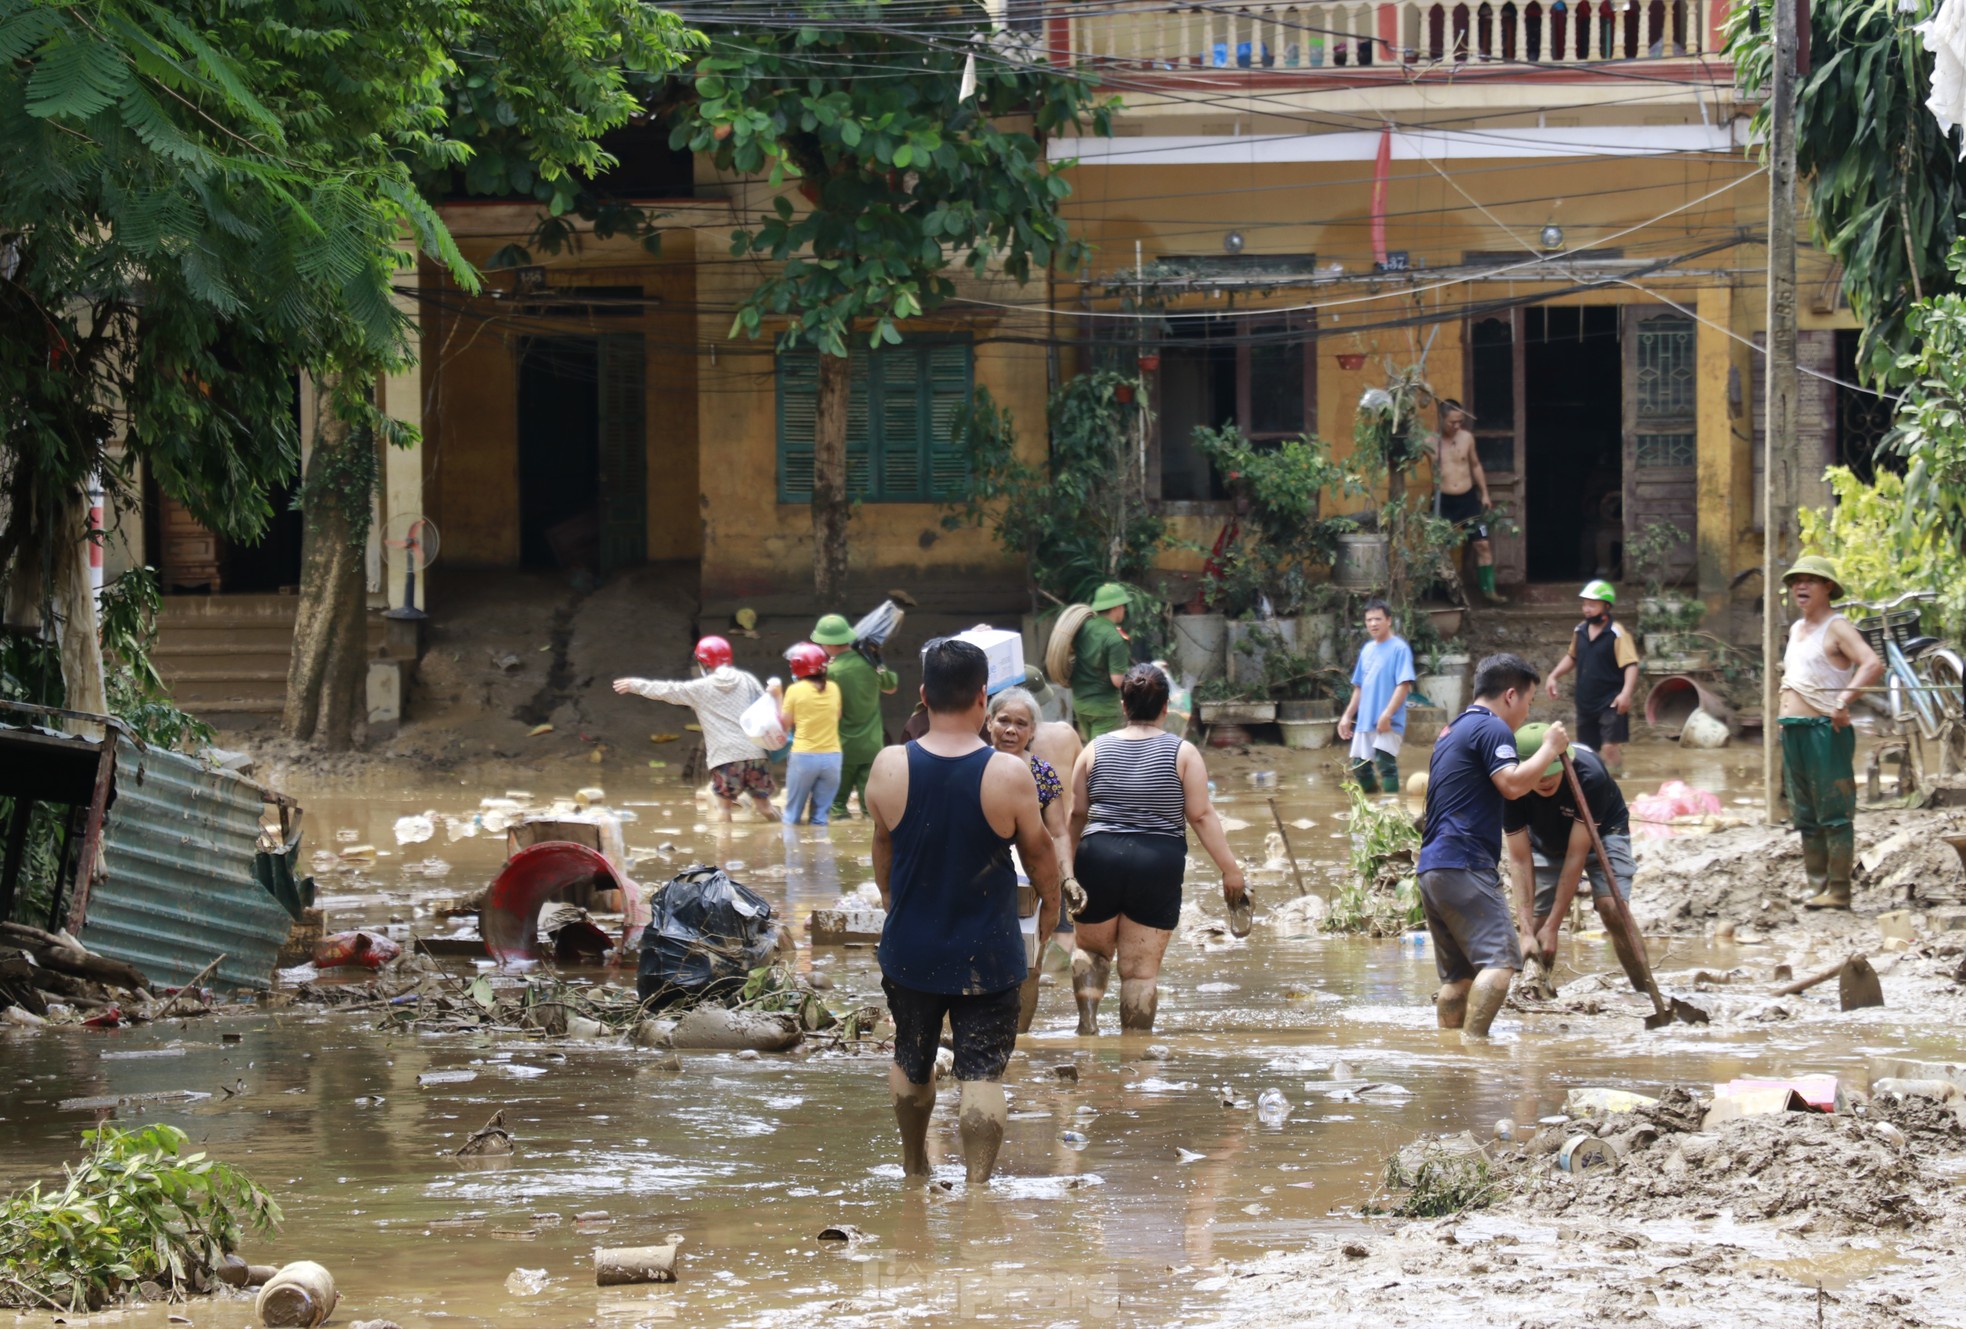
[739,692,787,749]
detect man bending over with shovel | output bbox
[1417,654,1569,1041]
[1503,723,1651,997]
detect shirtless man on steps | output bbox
[1432,401,1504,605]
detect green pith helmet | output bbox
[1579,579,1617,605]
[1781,554,1844,599]
[811,614,855,646]
[1513,722,1567,780]
[1089,582,1131,613]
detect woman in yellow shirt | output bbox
[779,642,845,825]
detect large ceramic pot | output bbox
[1295,611,1342,666]
[1333,533,1391,591]
[1197,700,1277,726]
[1279,718,1338,750]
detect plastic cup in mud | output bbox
[1251,771,1278,789]
[1061,1130,1090,1150]
[1256,1088,1289,1123]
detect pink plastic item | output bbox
[1630,780,1725,838]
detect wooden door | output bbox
[1621,307,1698,583]
[1464,309,1526,585]
[595,332,647,576]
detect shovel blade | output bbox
[1838,956,1885,1011]
[1670,998,1711,1025]
[1643,1009,1675,1030]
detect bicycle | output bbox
[1833,590,1966,795]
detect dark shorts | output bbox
[1418,866,1523,984]
[1439,489,1489,541]
[883,978,1020,1085]
[1529,832,1636,917]
[1575,706,1630,748]
[1075,830,1186,931]
[710,758,775,802]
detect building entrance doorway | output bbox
[1523,306,1623,583]
[1464,303,1697,588]
[516,333,646,575]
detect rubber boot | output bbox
[1476,563,1505,605]
[1805,833,1855,910]
[1798,833,1830,899]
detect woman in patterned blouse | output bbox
[989,686,1079,1032]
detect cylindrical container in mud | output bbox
[1556,1135,1614,1174]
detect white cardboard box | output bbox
[954,626,1025,696]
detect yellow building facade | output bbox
[406,0,1866,635]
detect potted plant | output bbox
[1627,519,1709,667]
[1266,645,1348,748]
[1194,676,1277,727]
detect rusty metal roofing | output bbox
[86,737,290,992]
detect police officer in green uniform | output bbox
[1070,583,1133,742]
[813,613,899,819]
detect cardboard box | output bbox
[954,626,1025,696]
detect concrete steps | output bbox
[153,595,385,719]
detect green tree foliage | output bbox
[946,374,1166,606]
[1726,0,1966,383]
[668,2,1115,601]
[1798,465,1966,641]
[2,0,697,746]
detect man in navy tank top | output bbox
[866,638,1062,1184]
[1417,653,1568,1042]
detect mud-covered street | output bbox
[4,735,1965,1328]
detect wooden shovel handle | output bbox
[1559,752,1669,1016]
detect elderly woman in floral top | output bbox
[989,686,1079,1032]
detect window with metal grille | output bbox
[775,338,974,503]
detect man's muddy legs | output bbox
[957,1080,1008,1184]
[1435,977,1471,1029]
[1461,967,1514,1041]
[888,1064,936,1179]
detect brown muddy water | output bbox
[2,739,1960,1328]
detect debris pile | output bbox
[1487,1085,1965,1234]
[0,921,206,1028]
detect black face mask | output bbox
[1585,612,1610,627]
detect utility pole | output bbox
[1762,0,1800,824]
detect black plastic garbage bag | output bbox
[636,864,783,1006]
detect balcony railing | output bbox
[1055,0,1722,72]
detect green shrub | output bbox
[1321,781,1423,936]
[0,1124,281,1311]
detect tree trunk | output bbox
[282,378,371,750]
[810,350,851,607]
[52,487,106,737]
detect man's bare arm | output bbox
[1468,440,1491,507]
[867,748,905,909]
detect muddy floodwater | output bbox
[3,739,1961,1328]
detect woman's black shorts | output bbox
[1074,830,1186,930]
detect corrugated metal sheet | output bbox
[86,737,290,991]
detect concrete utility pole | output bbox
[1762,0,1801,824]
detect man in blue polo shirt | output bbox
[1418,653,1568,1041]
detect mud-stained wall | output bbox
[421,206,703,569]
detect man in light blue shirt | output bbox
[1337,598,1417,793]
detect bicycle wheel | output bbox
[1921,648,1966,725]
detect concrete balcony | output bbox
[1054,0,1727,79]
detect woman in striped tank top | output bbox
[1067,664,1246,1035]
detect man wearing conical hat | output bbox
[1777,555,1882,911]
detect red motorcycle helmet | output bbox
[694,636,734,670]
[786,642,830,679]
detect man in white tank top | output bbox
[1777,556,1882,910]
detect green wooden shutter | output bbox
[879,345,924,499]
[926,339,974,501]
[596,332,647,572]
[845,352,872,500]
[778,350,875,502]
[776,351,819,502]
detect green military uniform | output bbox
[827,647,897,818]
[1071,612,1132,742]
